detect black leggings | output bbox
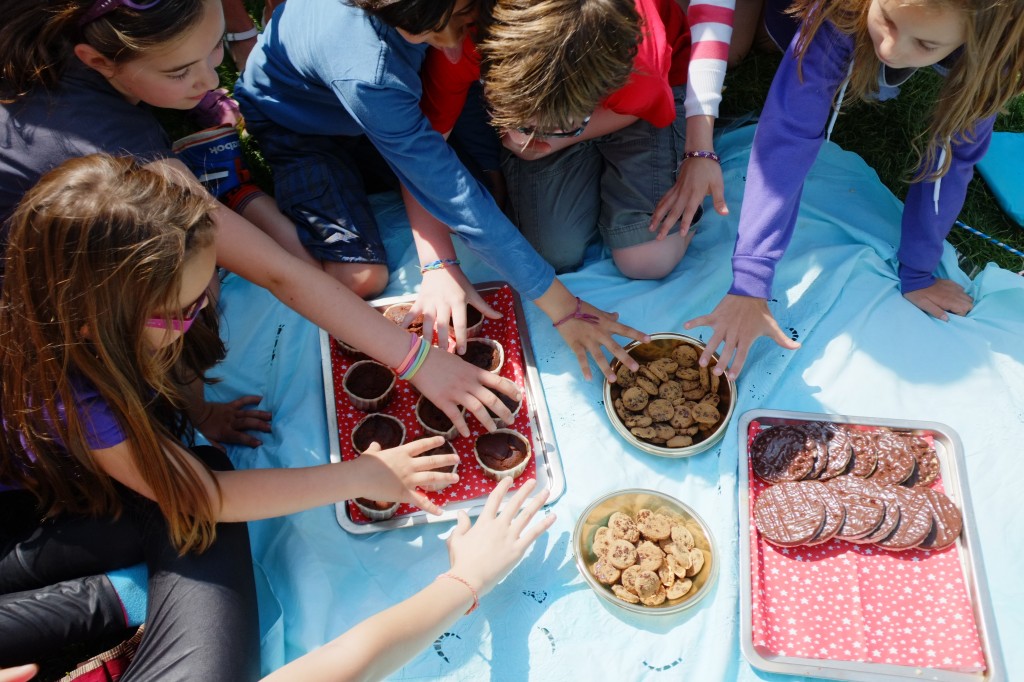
[0,447,260,681]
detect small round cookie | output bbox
[591,558,621,585]
[652,423,676,443]
[639,585,668,606]
[607,539,638,569]
[621,565,642,593]
[875,486,934,550]
[917,488,962,551]
[670,523,695,549]
[649,357,678,378]
[658,380,684,401]
[751,426,819,483]
[666,577,693,600]
[615,365,638,388]
[753,481,827,546]
[646,398,675,422]
[630,426,658,440]
[685,548,705,577]
[592,526,612,557]
[691,402,720,425]
[700,392,721,408]
[621,386,649,412]
[667,435,694,448]
[670,405,695,429]
[636,541,666,571]
[869,432,917,486]
[657,562,676,587]
[634,569,661,599]
[675,367,700,382]
[635,374,661,396]
[608,511,640,543]
[613,398,629,422]
[665,551,691,577]
[612,584,641,604]
[671,344,699,368]
[641,363,669,384]
[637,512,672,541]
[624,414,653,428]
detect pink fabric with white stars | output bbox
[746,421,985,673]
[330,286,536,524]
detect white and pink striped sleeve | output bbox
[684,0,735,119]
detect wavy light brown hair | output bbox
[479,0,641,132]
[0,0,208,102]
[790,0,1024,180]
[0,154,223,554]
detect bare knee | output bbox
[612,233,693,280]
[324,262,389,299]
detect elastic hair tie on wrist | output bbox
[421,258,461,274]
[436,572,479,615]
[394,333,421,376]
[399,338,430,382]
[552,297,600,328]
[682,150,720,164]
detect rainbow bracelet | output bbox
[420,258,461,274]
[399,337,431,382]
[394,333,422,376]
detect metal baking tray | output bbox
[737,409,1003,682]
[320,281,565,534]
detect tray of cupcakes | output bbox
[320,282,565,534]
[737,409,1003,682]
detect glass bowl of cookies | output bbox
[603,333,735,458]
[573,489,718,615]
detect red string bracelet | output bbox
[552,297,600,328]
[437,572,479,614]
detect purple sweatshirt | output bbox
[730,20,995,299]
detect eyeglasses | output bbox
[145,290,208,334]
[516,115,592,139]
[79,0,163,27]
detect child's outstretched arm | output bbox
[260,477,555,682]
[95,434,461,519]
[151,157,519,435]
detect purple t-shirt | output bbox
[1,379,126,492]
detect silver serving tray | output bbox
[737,409,1003,681]
[320,281,565,534]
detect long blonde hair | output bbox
[0,154,223,553]
[790,0,1024,180]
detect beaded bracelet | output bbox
[436,572,479,615]
[420,258,461,274]
[394,333,422,377]
[552,297,600,328]
[398,338,430,382]
[682,150,721,163]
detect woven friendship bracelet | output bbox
[420,258,461,274]
[682,150,721,163]
[552,297,600,328]
[436,572,479,615]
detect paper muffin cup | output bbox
[415,396,463,441]
[463,337,504,375]
[416,440,460,492]
[463,306,485,339]
[383,302,425,337]
[333,336,370,361]
[474,428,531,481]
[342,360,396,412]
[352,498,400,522]
[351,413,406,455]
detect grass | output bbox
[720,51,1024,275]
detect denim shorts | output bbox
[502,86,689,273]
[244,118,390,265]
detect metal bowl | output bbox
[573,489,718,615]
[603,333,735,458]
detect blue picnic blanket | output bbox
[209,124,1024,680]
[976,131,1024,228]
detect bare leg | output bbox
[611,229,697,281]
[323,262,389,300]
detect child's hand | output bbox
[903,278,974,321]
[551,298,649,382]
[351,437,460,515]
[411,266,501,354]
[446,477,556,598]
[649,157,728,240]
[500,130,558,161]
[193,395,272,449]
[685,294,801,379]
[0,664,38,682]
[410,348,520,436]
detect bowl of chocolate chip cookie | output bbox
[604,333,735,458]
[574,489,718,615]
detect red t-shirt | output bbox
[420,0,690,133]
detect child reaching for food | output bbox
[686,0,1024,378]
[0,154,485,677]
[0,0,518,439]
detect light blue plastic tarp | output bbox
[209,125,1024,680]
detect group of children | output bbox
[0,0,1021,678]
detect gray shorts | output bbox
[502,86,687,273]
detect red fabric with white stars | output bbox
[330,286,536,524]
[746,421,985,672]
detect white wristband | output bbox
[224,27,259,43]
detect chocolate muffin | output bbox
[342,360,396,412]
[351,413,406,454]
[461,338,504,373]
[449,305,485,339]
[416,440,460,492]
[383,302,425,336]
[474,429,531,480]
[415,396,463,440]
[352,497,399,521]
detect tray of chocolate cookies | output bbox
[320,282,565,534]
[737,409,1003,681]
